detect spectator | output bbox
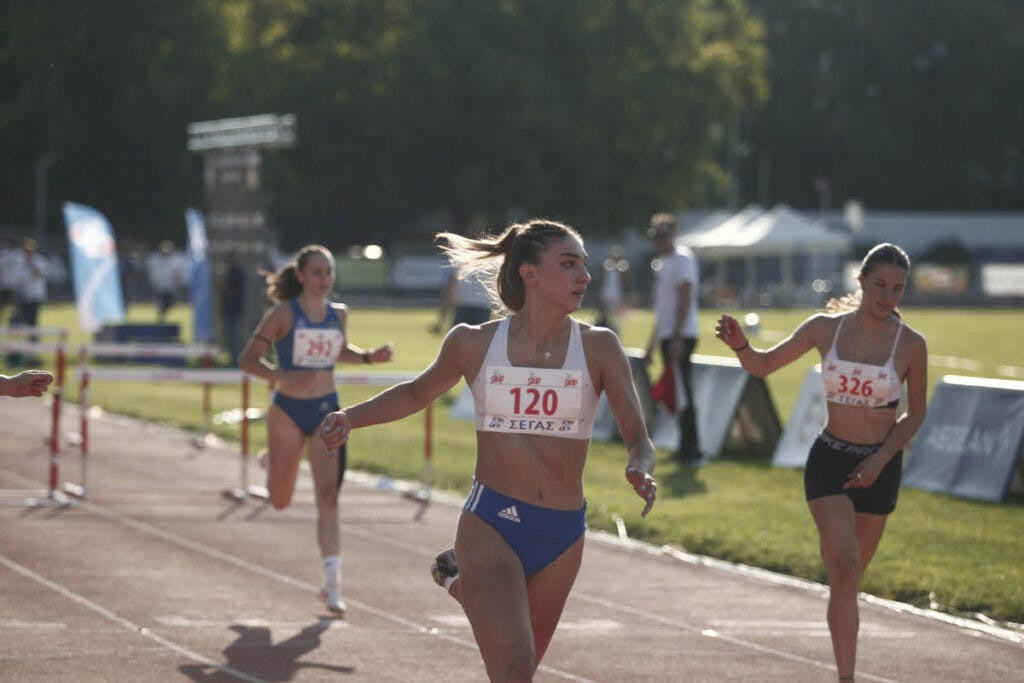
[0,237,19,323]
[431,267,491,334]
[12,238,49,328]
[147,240,185,322]
[595,245,630,336]
[643,213,702,464]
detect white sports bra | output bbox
[470,317,599,439]
[822,314,903,408]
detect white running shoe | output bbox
[431,549,458,589]
[320,586,346,615]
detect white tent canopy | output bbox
[731,205,851,254]
[679,204,852,305]
[681,204,763,254]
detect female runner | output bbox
[320,220,657,681]
[715,243,928,682]
[239,244,393,614]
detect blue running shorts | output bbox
[463,479,586,577]
[271,391,339,436]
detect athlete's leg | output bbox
[809,495,861,681]
[307,436,344,612]
[854,512,888,572]
[526,535,584,663]
[455,511,536,683]
[265,403,306,510]
[307,435,341,558]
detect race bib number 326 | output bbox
[482,366,583,435]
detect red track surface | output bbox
[1,397,1020,681]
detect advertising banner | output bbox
[185,209,213,344]
[772,365,828,468]
[599,353,780,458]
[903,375,1024,502]
[63,202,125,333]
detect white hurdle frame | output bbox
[67,355,431,507]
[0,326,70,507]
[68,342,219,499]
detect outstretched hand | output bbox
[369,342,395,364]
[319,410,352,453]
[626,466,657,517]
[715,314,748,351]
[0,370,54,398]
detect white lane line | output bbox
[155,615,348,630]
[73,498,597,683]
[233,484,902,680]
[0,553,266,683]
[0,618,66,630]
[431,614,621,633]
[0,464,957,682]
[345,499,899,680]
[575,593,899,683]
[706,619,916,639]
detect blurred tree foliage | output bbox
[742,1,1024,212]
[4,2,1022,253]
[1,0,765,248]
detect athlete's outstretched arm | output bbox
[320,327,468,448]
[715,313,823,378]
[595,329,658,516]
[0,370,54,397]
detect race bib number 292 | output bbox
[482,366,583,435]
[292,328,343,368]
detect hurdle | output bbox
[66,357,432,510]
[0,326,71,507]
[326,370,434,518]
[66,341,219,499]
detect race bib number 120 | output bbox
[482,365,583,435]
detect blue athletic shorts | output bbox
[463,480,586,577]
[271,391,339,436]
[804,430,902,515]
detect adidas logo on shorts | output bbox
[497,505,521,523]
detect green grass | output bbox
[7,302,1024,625]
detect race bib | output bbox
[292,327,344,368]
[482,365,583,435]
[824,362,893,408]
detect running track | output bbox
[1,396,1020,682]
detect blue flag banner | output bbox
[63,202,125,334]
[186,208,213,344]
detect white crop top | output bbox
[822,315,903,408]
[470,317,599,439]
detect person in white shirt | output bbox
[0,237,20,322]
[320,220,657,681]
[432,266,492,333]
[644,213,701,464]
[146,240,185,322]
[595,245,630,335]
[11,239,49,328]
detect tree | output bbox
[0,0,767,250]
[743,1,1024,211]
[0,0,226,243]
